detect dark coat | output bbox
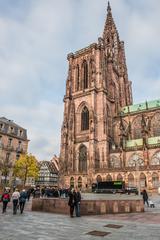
[74,191,81,204]
[19,191,27,203]
[142,190,148,200]
[68,192,74,207]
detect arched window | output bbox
[78,176,82,188]
[106,174,112,181]
[150,151,160,165]
[151,112,160,137]
[117,174,123,181]
[82,60,88,89]
[76,65,80,91]
[79,145,87,172]
[128,173,134,187]
[140,173,147,188]
[70,177,74,188]
[109,155,121,168]
[128,153,144,167]
[81,106,89,131]
[96,175,102,182]
[132,116,142,139]
[152,172,159,188]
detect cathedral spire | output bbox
[103,1,119,43]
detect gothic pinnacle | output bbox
[107,1,111,12]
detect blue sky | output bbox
[0,0,160,160]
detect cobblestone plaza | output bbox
[1,195,160,240]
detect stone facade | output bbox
[59,3,160,191]
[0,117,28,185]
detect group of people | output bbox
[68,187,81,218]
[1,188,27,214]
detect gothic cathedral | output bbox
[60,3,160,191]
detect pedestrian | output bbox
[1,189,10,213]
[68,189,74,218]
[141,189,149,207]
[19,189,27,214]
[27,189,31,201]
[74,187,81,217]
[12,189,20,215]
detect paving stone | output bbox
[0,195,160,240]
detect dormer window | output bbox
[9,126,14,134]
[19,130,23,137]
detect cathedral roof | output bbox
[121,99,160,115]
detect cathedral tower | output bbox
[60,2,132,189]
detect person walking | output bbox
[68,189,74,218]
[26,189,31,201]
[1,189,10,213]
[19,189,27,214]
[74,187,81,217]
[141,189,149,207]
[12,189,20,215]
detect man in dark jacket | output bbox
[74,187,81,217]
[68,189,74,217]
[141,189,149,207]
[19,189,27,214]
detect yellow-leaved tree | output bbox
[14,153,39,186]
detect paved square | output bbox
[0,195,160,240]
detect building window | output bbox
[109,155,121,168]
[132,116,142,139]
[0,123,4,131]
[19,130,23,137]
[150,151,160,165]
[76,65,80,91]
[8,138,12,146]
[140,173,147,188]
[78,176,82,188]
[9,126,14,134]
[128,173,134,187]
[128,153,144,167]
[18,141,22,148]
[81,106,89,131]
[117,174,123,181]
[6,152,10,161]
[152,172,159,188]
[79,145,87,172]
[106,174,112,181]
[151,112,160,137]
[96,175,102,182]
[82,60,88,89]
[70,177,74,188]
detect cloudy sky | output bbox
[0,0,160,160]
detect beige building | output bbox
[0,117,29,185]
[60,3,160,191]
